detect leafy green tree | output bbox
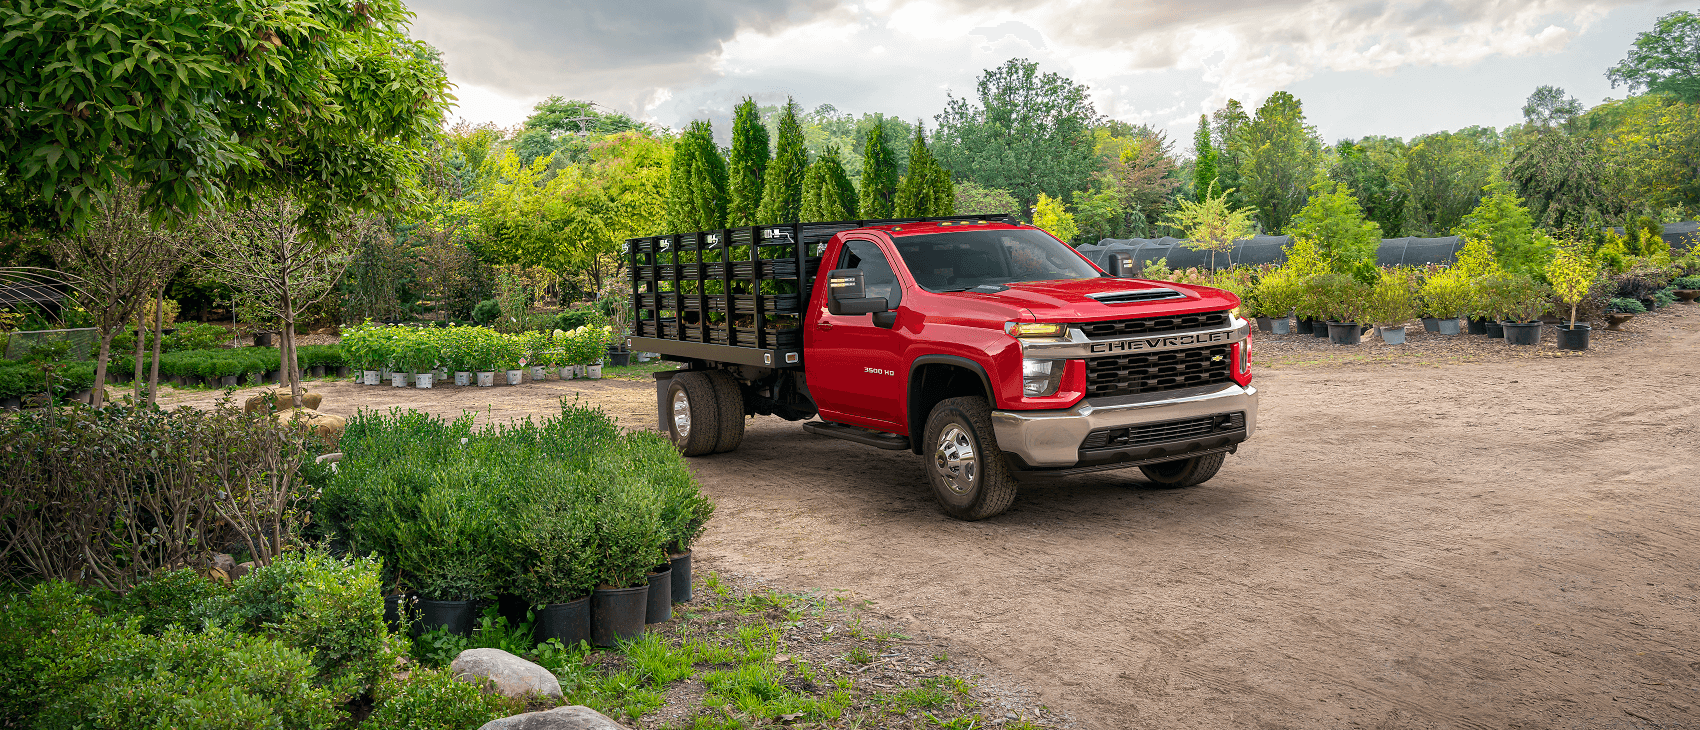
[1607,10,1700,103]
[1071,188,1125,244]
[1193,115,1219,202]
[1033,193,1078,242]
[1593,94,1700,213]
[1211,100,1251,210]
[894,124,955,217]
[1285,180,1382,282]
[726,98,771,226]
[1239,92,1323,233]
[513,97,644,168]
[1166,184,1259,269]
[0,0,452,234]
[1453,182,1555,276]
[666,121,727,233]
[800,147,858,222]
[952,181,1020,217]
[1329,137,1408,237]
[1507,130,1625,230]
[859,119,900,218]
[933,58,1101,214]
[1522,86,1585,128]
[757,100,807,225]
[1402,129,1500,235]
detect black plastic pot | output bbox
[646,566,672,624]
[255,331,274,347]
[384,594,411,633]
[1295,317,1315,334]
[497,593,530,629]
[309,365,326,377]
[1421,317,1440,332]
[335,365,350,377]
[1311,319,1331,338]
[1556,323,1590,351]
[415,598,479,637]
[1467,317,1489,335]
[1485,321,1505,338]
[535,596,591,647]
[1326,322,1362,345]
[590,584,648,647]
[670,550,692,603]
[1503,321,1542,346]
[1254,316,1272,333]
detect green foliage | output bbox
[472,299,502,325]
[1031,194,1078,243]
[361,666,512,730]
[1285,180,1382,282]
[858,118,900,218]
[1607,10,1700,103]
[1673,275,1700,289]
[1607,297,1647,313]
[1193,114,1219,200]
[800,146,859,222]
[1367,267,1423,326]
[893,123,955,217]
[758,99,808,225]
[1329,137,1408,237]
[1167,183,1259,269]
[727,98,772,226]
[668,120,729,234]
[933,58,1100,215]
[1403,129,1500,236]
[119,569,226,635]
[1452,182,1555,276]
[1419,269,1476,318]
[1308,273,1373,323]
[952,181,1020,217]
[1238,92,1324,233]
[0,0,453,234]
[1546,248,1603,325]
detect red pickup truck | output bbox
[627,215,1257,520]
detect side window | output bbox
[838,239,903,308]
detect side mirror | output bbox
[827,268,889,315]
[1106,252,1134,277]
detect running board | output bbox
[802,421,911,450]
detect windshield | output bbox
[892,229,1103,292]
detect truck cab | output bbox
[629,216,1257,520]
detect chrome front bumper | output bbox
[989,383,1258,468]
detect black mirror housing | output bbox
[827,268,890,315]
[1106,252,1134,277]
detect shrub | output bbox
[0,582,138,721]
[1419,270,1474,318]
[1673,275,1700,289]
[1366,267,1422,326]
[1652,287,1676,307]
[360,666,512,730]
[473,298,502,325]
[119,568,227,635]
[1607,297,1646,314]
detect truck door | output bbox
[806,237,908,432]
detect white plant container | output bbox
[530,365,548,381]
[390,372,408,387]
[415,373,434,389]
[455,371,471,386]
[477,371,495,387]
[559,365,575,379]
[362,370,379,385]
[505,369,523,385]
[586,364,602,380]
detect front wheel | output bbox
[922,396,1018,520]
[1138,451,1226,488]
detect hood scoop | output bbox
[1087,288,1184,304]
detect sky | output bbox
[409,0,1692,146]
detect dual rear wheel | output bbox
[664,371,745,456]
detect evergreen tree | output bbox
[757,99,807,224]
[1192,114,1218,200]
[894,123,954,217]
[726,98,770,226]
[1211,100,1250,210]
[801,146,858,222]
[859,118,900,218]
[1239,91,1323,234]
[666,120,727,233]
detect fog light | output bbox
[1022,359,1064,397]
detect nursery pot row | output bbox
[358,366,606,387]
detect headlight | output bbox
[1022,359,1064,397]
[1005,322,1066,339]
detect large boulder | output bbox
[273,408,345,448]
[477,706,625,730]
[451,648,563,701]
[246,388,321,413]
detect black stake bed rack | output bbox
[627,214,1016,368]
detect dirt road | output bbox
[165,310,1700,728]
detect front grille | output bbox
[1084,345,1232,398]
[1078,311,1229,340]
[1080,412,1246,451]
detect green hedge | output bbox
[321,404,713,605]
[0,361,95,399]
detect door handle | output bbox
[815,320,834,330]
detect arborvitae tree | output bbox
[1192,114,1218,201]
[757,99,807,224]
[726,98,770,226]
[665,133,696,234]
[666,120,727,233]
[858,118,899,218]
[895,123,954,217]
[801,146,858,222]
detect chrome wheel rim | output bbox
[672,390,691,440]
[934,425,977,496]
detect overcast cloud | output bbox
[409,0,1690,142]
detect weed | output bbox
[932,650,950,663]
[846,646,873,665]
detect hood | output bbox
[938,277,1240,322]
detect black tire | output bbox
[705,370,746,454]
[664,372,720,456]
[1138,451,1226,488]
[921,396,1018,520]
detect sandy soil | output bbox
[160,309,1700,729]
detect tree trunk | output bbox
[132,306,146,404]
[281,286,301,409]
[91,330,113,408]
[147,287,164,407]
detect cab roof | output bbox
[853,220,1034,238]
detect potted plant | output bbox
[1500,276,1551,346]
[499,335,524,386]
[501,499,596,647]
[440,326,473,386]
[1605,297,1644,330]
[1419,270,1472,335]
[1547,249,1601,351]
[1253,271,1302,335]
[396,329,438,389]
[1314,274,1370,346]
[522,331,551,382]
[659,477,715,605]
[474,328,498,387]
[588,483,669,647]
[1674,275,1700,304]
[1368,268,1421,345]
[586,326,610,379]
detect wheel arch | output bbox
[907,355,996,455]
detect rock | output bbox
[245,388,321,413]
[232,561,253,582]
[451,648,564,701]
[211,554,236,575]
[477,706,625,730]
[272,408,345,447]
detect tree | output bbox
[1193,115,1219,201]
[1402,130,1500,235]
[1212,100,1252,210]
[1239,92,1323,233]
[1032,194,1078,243]
[1166,184,1259,269]
[953,182,1020,217]
[933,58,1101,214]
[1103,131,1182,234]
[1507,131,1625,229]
[726,98,771,226]
[0,0,453,234]
[1453,182,1555,276]
[1595,95,1700,213]
[859,119,900,218]
[894,123,955,217]
[800,147,859,222]
[1285,180,1382,282]
[666,121,727,233]
[199,197,358,408]
[758,100,808,225]
[1607,10,1700,103]
[1523,85,1585,127]
[46,186,182,408]
[1330,138,1408,237]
